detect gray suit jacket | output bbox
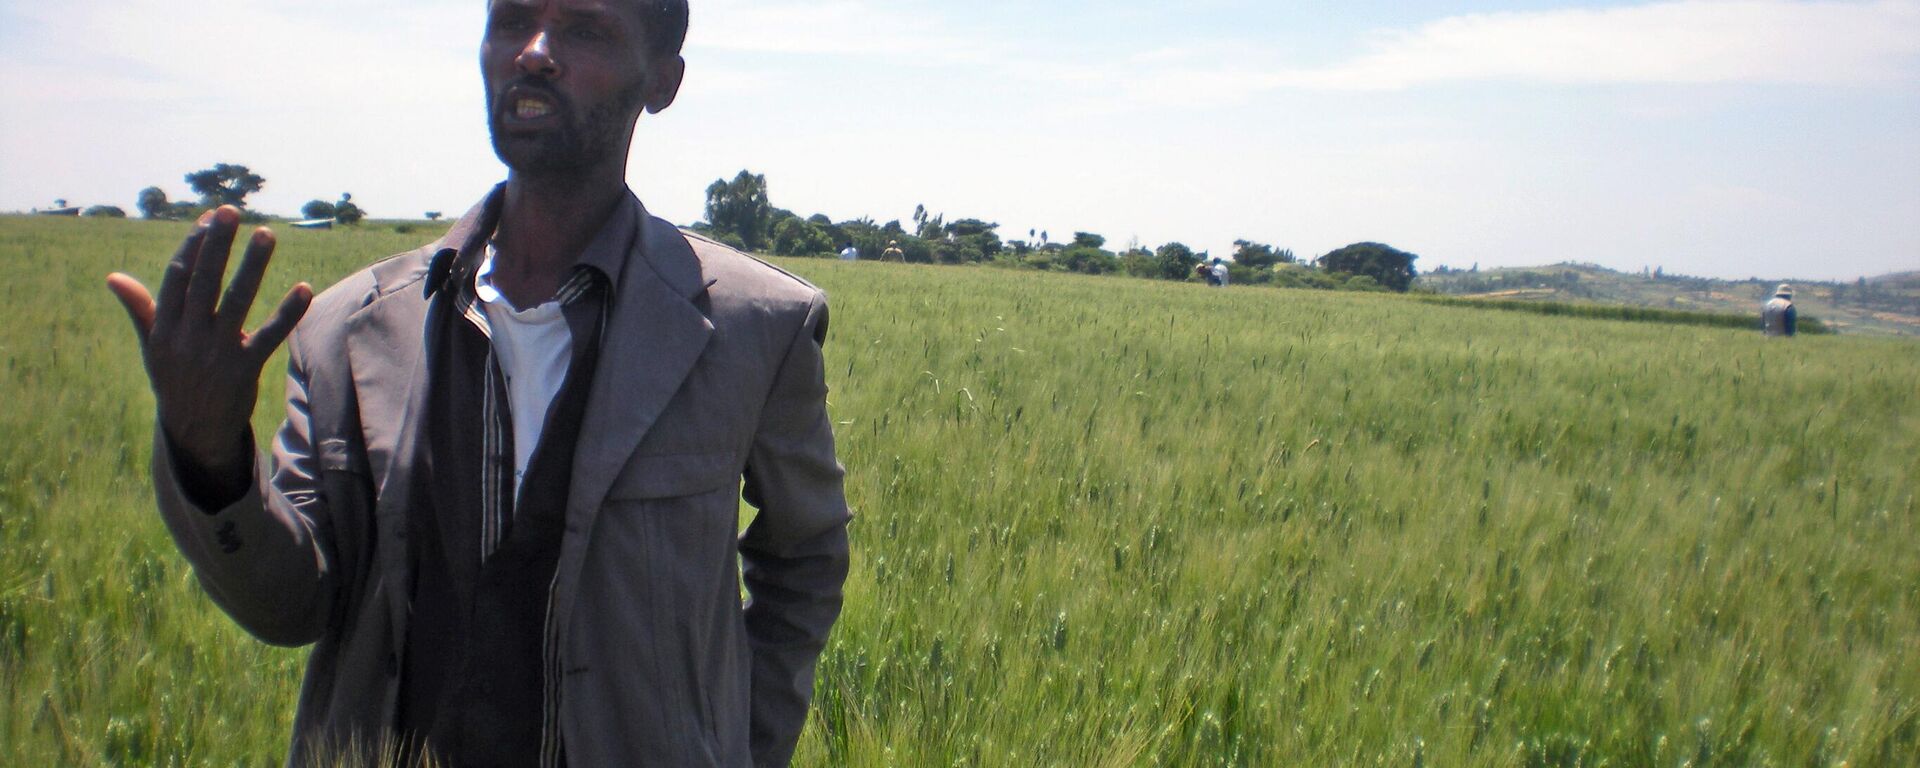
[151,188,851,767]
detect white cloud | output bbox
[1088,0,1920,110]
[1273,0,1920,90]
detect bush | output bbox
[83,206,127,218]
[1227,262,1265,285]
[1269,264,1345,291]
[302,200,337,221]
[773,217,835,257]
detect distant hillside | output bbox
[1868,270,1920,290]
[1416,262,1920,337]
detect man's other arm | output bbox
[738,290,852,767]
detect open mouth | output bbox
[514,98,554,120]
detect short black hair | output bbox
[639,0,690,56]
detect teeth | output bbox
[515,99,552,119]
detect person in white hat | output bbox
[1763,283,1797,337]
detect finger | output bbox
[184,206,243,327]
[243,283,314,362]
[106,273,158,346]
[152,214,214,337]
[216,227,277,335]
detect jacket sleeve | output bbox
[738,290,852,767]
[150,328,341,647]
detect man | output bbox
[103,1,851,766]
[880,239,904,262]
[838,242,859,261]
[1210,258,1229,288]
[1764,283,1797,337]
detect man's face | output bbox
[481,0,684,176]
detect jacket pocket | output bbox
[607,450,740,500]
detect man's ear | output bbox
[645,55,686,114]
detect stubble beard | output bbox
[487,80,647,177]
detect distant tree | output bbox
[1057,242,1118,274]
[302,200,338,220]
[1071,232,1106,250]
[772,216,834,257]
[425,211,443,221]
[1232,239,1293,269]
[1318,242,1418,292]
[333,192,365,225]
[705,170,772,250]
[1227,262,1264,286]
[84,205,127,218]
[805,213,847,247]
[942,218,1002,263]
[137,187,177,219]
[831,216,893,263]
[1119,247,1158,279]
[185,163,266,209]
[1154,242,1199,281]
[1270,263,1346,291]
[912,206,946,241]
[912,205,941,240]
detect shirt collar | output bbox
[427,185,643,300]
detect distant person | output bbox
[839,242,859,261]
[881,239,905,262]
[1211,258,1229,288]
[1763,283,1797,337]
[1195,261,1216,286]
[103,1,849,764]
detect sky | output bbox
[2,0,1917,280]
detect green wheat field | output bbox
[2,215,1916,766]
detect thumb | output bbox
[107,273,157,345]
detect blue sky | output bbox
[3,0,1917,279]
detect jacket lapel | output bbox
[344,257,432,663]
[554,207,714,631]
[344,190,499,660]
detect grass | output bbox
[1411,293,1832,335]
[4,215,1917,766]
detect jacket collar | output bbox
[421,185,655,304]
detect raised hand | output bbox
[107,206,313,499]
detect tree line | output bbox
[77,164,1420,294]
[129,163,371,226]
[693,170,1419,292]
